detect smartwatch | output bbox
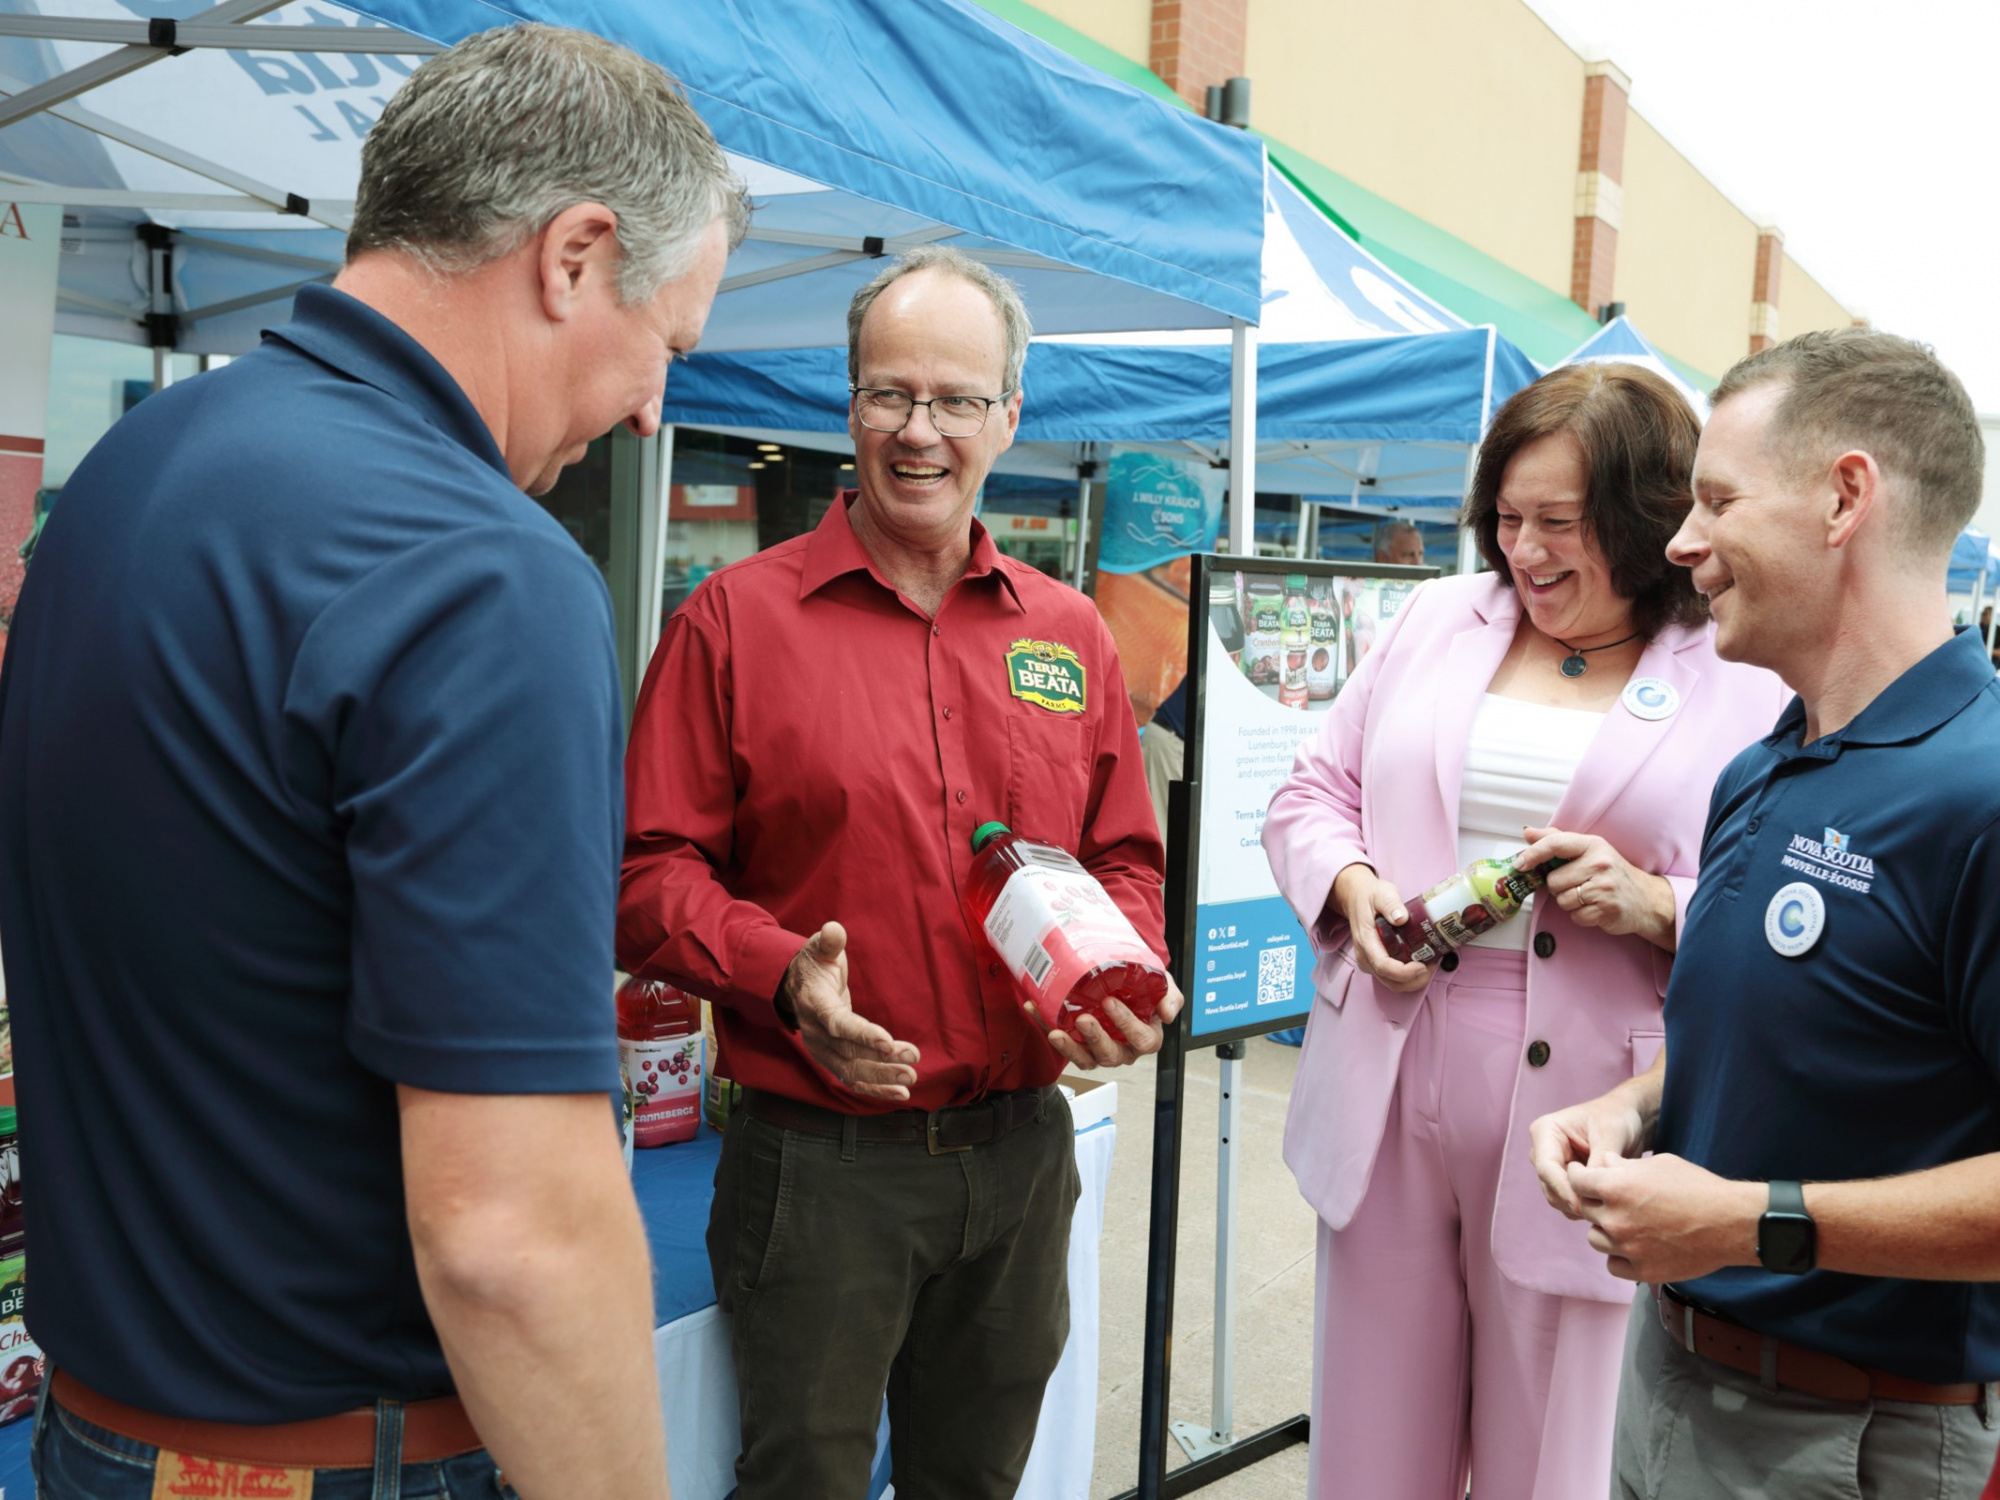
[1757,1179,1816,1275]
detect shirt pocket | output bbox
[1629,1029,1665,1077]
[1006,707,1092,854]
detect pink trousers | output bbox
[1308,948,1628,1500]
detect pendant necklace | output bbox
[1554,630,1641,678]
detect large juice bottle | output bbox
[616,978,702,1148]
[966,822,1167,1037]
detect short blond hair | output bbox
[1712,329,1984,557]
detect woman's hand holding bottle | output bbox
[1331,862,1434,994]
[1516,826,1678,950]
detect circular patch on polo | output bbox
[1623,676,1679,721]
[1764,882,1825,958]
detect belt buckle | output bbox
[926,1109,973,1155]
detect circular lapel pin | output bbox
[1764,881,1826,958]
[1622,676,1679,722]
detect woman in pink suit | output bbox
[1264,363,1790,1500]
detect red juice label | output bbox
[620,1034,702,1148]
[982,847,1160,1028]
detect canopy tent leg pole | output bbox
[1971,567,1986,658]
[1454,433,1482,576]
[1295,499,1315,560]
[1453,328,1497,576]
[1455,525,1480,577]
[1073,448,1095,592]
[639,424,676,673]
[1226,319,1257,556]
[146,228,175,393]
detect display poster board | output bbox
[1181,553,1436,1044]
[1092,447,1229,723]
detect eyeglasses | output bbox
[850,385,1011,438]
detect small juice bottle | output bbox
[965,821,1167,1038]
[1375,852,1567,965]
[616,978,703,1147]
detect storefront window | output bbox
[535,433,614,581]
[43,335,200,494]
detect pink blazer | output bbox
[1264,572,1790,1302]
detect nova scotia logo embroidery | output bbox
[1779,827,1874,894]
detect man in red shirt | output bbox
[619,244,1178,1498]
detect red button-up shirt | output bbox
[618,494,1166,1114]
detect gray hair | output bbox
[347,24,750,304]
[1372,518,1421,558]
[847,246,1032,394]
[1712,328,1985,558]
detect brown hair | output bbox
[1462,362,1704,638]
[1711,328,1984,557]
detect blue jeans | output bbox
[32,1377,519,1500]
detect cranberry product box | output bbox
[0,1254,41,1426]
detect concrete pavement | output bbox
[1090,1035,1317,1499]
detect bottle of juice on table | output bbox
[616,977,702,1148]
[966,821,1167,1038]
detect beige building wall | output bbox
[1614,114,1757,382]
[1782,255,1854,341]
[1044,0,1152,65]
[1245,0,1582,299]
[1028,0,1856,365]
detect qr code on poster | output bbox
[1257,945,1296,1007]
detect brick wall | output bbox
[1150,0,1247,111]
[1749,227,1785,353]
[1570,61,1630,315]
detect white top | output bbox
[1454,694,1605,950]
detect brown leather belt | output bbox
[742,1084,1052,1155]
[51,1369,483,1469]
[1656,1284,1992,1407]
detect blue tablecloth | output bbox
[0,1127,733,1497]
[0,1403,26,1494]
[633,1125,727,1325]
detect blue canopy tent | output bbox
[663,163,1541,567]
[1950,527,2000,595]
[1,0,1265,695]
[0,0,1263,352]
[1560,314,1710,418]
[1950,529,2000,663]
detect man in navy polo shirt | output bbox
[1529,329,2000,1499]
[0,25,744,1500]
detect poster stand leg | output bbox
[1122,780,1307,1500]
[1170,1042,1244,1461]
[1132,778,1194,1500]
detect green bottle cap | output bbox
[1286,573,1308,587]
[971,821,1012,853]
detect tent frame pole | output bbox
[1227,319,1257,555]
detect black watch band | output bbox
[1757,1179,1816,1276]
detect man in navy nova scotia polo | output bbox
[0,25,744,1500]
[1528,329,2000,1500]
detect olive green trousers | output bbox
[708,1088,1080,1499]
